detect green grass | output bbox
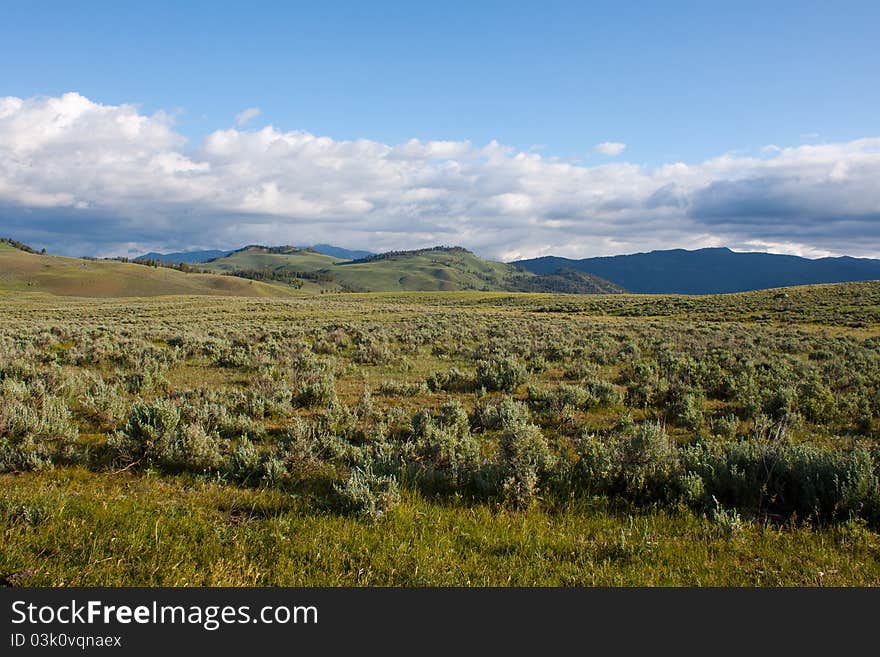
[3,468,878,586]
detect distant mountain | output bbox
[305,244,373,259]
[136,244,372,263]
[136,249,231,263]
[513,247,880,294]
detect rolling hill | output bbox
[201,245,345,272]
[201,245,626,293]
[514,247,880,294]
[332,247,517,292]
[0,241,297,298]
[2,239,623,296]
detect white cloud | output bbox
[234,107,262,127]
[592,141,627,156]
[1,92,880,259]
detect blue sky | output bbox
[4,0,878,165]
[1,1,879,258]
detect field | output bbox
[2,282,880,585]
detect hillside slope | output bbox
[0,243,297,298]
[514,247,880,294]
[332,247,514,291]
[333,247,625,293]
[202,245,346,272]
[507,268,626,294]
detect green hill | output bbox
[506,268,627,294]
[202,245,346,272]
[333,247,625,293]
[201,244,625,293]
[331,246,514,292]
[0,242,297,298]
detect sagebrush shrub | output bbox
[377,380,428,396]
[498,408,554,507]
[426,367,474,393]
[683,439,880,520]
[476,355,527,393]
[0,384,79,472]
[295,371,338,408]
[332,466,401,519]
[108,399,181,465]
[178,423,223,471]
[108,399,223,474]
[666,387,705,430]
[353,339,393,365]
[711,496,744,538]
[618,422,680,502]
[228,437,262,482]
[409,401,481,491]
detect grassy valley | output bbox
[2,272,880,585]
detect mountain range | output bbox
[1,239,622,297]
[513,247,880,294]
[5,237,880,297]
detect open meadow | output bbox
[2,283,880,585]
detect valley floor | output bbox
[2,285,880,586]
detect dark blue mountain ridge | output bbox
[512,247,880,294]
[135,249,231,263]
[308,244,373,260]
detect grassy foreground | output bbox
[4,468,879,586]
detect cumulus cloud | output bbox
[592,141,627,156]
[234,107,261,127]
[1,92,880,259]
